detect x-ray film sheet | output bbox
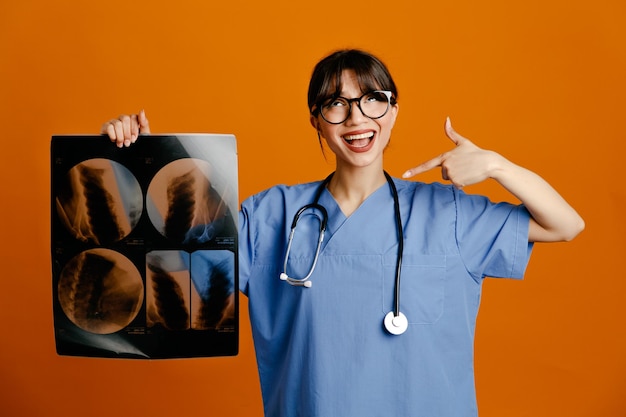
[51,134,238,359]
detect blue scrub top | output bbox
[239,177,533,417]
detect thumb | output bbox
[138,109,151,134]
[444,117,466,146]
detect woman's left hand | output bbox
[402,117,503,189]
[402,117,584,242]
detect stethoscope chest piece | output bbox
[384,311,408,335]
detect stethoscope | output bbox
[279,171,408,335]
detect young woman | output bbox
[102,49,584,416]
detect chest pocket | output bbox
[383,253,446,325]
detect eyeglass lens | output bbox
[320,91,391,124]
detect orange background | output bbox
[1,0,624,416]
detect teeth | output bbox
[344,132,374,141]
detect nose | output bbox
[345,100,367,124]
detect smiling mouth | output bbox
[343,132,375,148]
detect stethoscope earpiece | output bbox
[281,272,313,288]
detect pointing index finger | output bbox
[402,118,468,179]
[402,154,445,178]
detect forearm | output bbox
[490,154,584,242]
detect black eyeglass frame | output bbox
[311,90,395,125]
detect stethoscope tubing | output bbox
[280,171,406,334]
[385,171,404,318]
[281,203,328,286]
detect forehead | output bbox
[327,69,381,97]
[338,71,363,94]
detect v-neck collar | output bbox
[316,180,392,249]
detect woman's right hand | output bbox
[101,109,151,148]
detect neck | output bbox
[327,166,387,217]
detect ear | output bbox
[390,103,399,127]
[310,114,319,131]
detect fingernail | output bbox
[402,170,411,178]
[124,140,131,147]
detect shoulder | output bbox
[392,177,510,205]
[241,181,323,214]
[391,177,456,202]
[390,177,520,219]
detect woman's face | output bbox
[310,70,398,171]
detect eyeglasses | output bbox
[314,90,394,124]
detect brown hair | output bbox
[307,49,398,115]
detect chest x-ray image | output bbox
[51,134,238,359]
